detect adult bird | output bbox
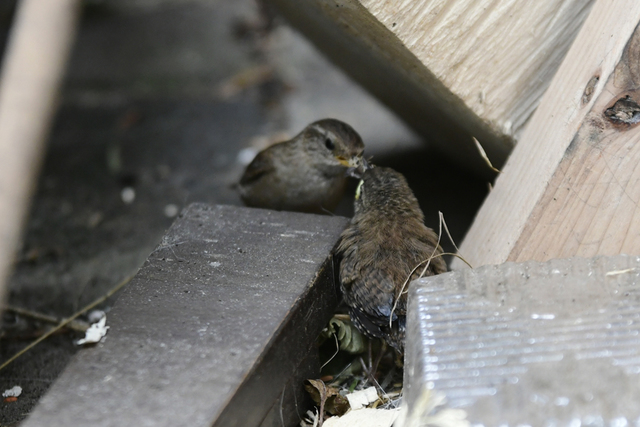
[238,119,366,214]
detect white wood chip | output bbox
[323,408,401,427]
[346,386,379,410]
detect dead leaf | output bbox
[321,316,367,354]
[305,379,350,417]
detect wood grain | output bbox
[453,0,640,268]
[268,0,594,170]
[361,0,594,141]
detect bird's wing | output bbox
[349,306,405,352]
[239,150,275,186]
[415,231,448,275]
[336,228,362,287]
[349,306,388,339]
[346,264,399,322]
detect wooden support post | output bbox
[453,0,640,268]
[0,0,81,306]
[267,0,594,171]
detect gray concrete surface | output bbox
[21,204,347,427]
[0,0,488,424]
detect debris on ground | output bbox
[345,386,378,410]
[3,385,22,398]
[393,388,470,427]
[323,407,401,427]
[76,313,109,346]
[303,314,403,426]
[319,314,367,354]
[305,313,470,427]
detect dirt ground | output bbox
[0,0,488,424]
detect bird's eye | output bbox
[325,138,335,150]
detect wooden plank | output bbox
[267,0,594,171]
[452,0,640,268]
[0,0,81,307]
[22,204,348,427]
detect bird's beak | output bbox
[336,156,351,167]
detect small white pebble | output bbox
[3,386,22,398]
[76,315,109,346]
[121,187,135,204]
[237,148,258,165]
[210,261,221,268]
[164,204,179,218]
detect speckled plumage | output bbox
[238,119,365,214]
[336,167,446,352]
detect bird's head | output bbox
[301,119,366,171]
[354,166,423,221]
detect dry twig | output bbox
[0,272,135,372]
[3,305,89,333]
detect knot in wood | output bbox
[604,95,640,125]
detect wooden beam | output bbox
[22,205,347,427]
[0,1,81,308]
[268,0,594,171]
[453,0,640,268]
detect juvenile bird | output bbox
[238,119,366,214]
[336,167,446,353]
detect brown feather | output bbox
[336,167,446,353]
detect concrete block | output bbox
[21,204,349,427]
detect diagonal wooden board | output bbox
[453,0,640,268]
[267,0,595,171]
